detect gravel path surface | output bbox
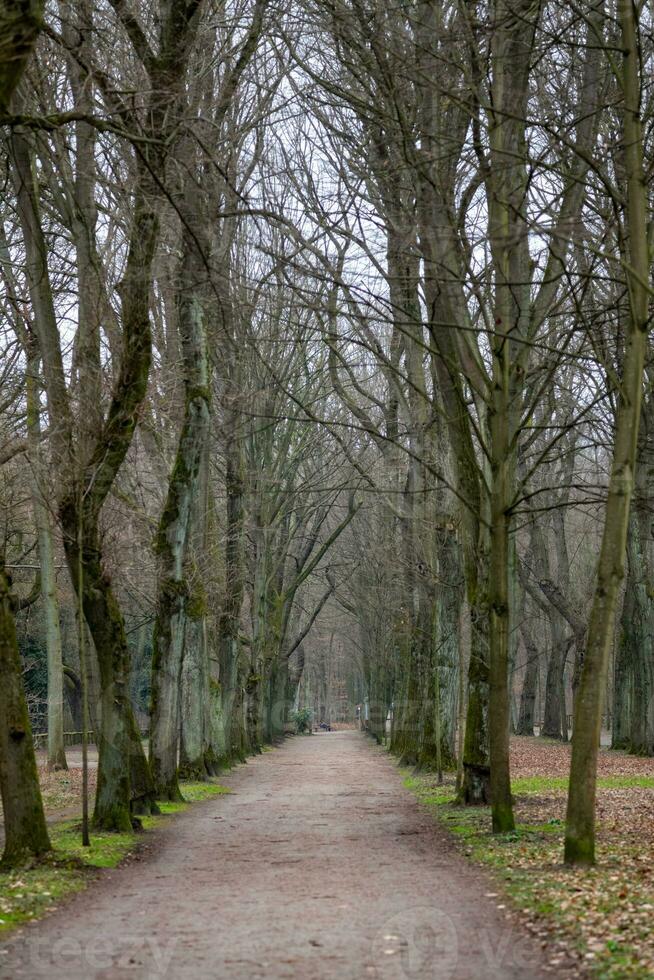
[0,731,576,979]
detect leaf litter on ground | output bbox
[404,735,654,979]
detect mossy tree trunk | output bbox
[178,614,213,778]
[12,134,157,830]
[179,463,215,779]
[150,6,267,782]
[150,226,211,800]
[56,162,164,827]
[385,219,448,772]
[0,2,51,863]
[214,402,247,766]
[613,400,654,755]
[615,505,654,755]
[414,96,491,801]
[61,504,157,828]
[612,598,632,752]
[516,624,538,737]
[484,0,544,834]
[22,319,67,771]
[541,631,570,740]
[11,0,209,831]
[565,1,650,866]
[0,553,51,866]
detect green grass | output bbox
[402,773,453,805]
[512,774,654,794]
[0,777,231,934]
[180,780,231,803]
[49,822,137,868]
[0,826,137,932]
[405,772,654,799]
[0,866,87,931]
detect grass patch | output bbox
[50,823,137,868]
[0,866,87,932]
[512,774,654,795]
[0,777,231,936]
[181,780,231,803]
[0,826,136,933]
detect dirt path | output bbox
[0,732,575,979]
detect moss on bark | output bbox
[0,557,51,866]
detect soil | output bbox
[0,732,579,979]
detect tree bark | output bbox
[541,631,571,740]
[565,2,649,865]
[150,247,211,800]
[0,0,43,112]
[516,624,538,737]
[0,1,50,866]
[0,553,51,866]
[24,342,67,770]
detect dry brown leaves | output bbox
[503,737,654,978]
[0,762,94,824]
[37,764,96,814]
[510,735,654,780]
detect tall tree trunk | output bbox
[60,507,156,828]
[0,553,51,866]
[516,624,538,737]
[11,128,158,829]
[179,611,212,778]
[432,526,462,768]
[541,630,570,740]
[0,2,50,866]
[25,343,67,770]
[484,0,543,834]
[622,511,654,755]
[150,250,211,799]
[178,451,214,778]
[150,214,211,800]
[36,495,67,772]
[614,400,654,754]
[214,381,246,767]
[487,423,514,830]
[565,2,649,866]
[10,0,218,831]
[612,597,632,751]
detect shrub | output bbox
[291,707,312,734]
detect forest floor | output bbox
[36,759,97,812]
[0,751,99,850]
[404,736,654,980]
[0,731,579,979]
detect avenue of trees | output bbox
[0,0,653,870]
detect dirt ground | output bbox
[0,732,578,979]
